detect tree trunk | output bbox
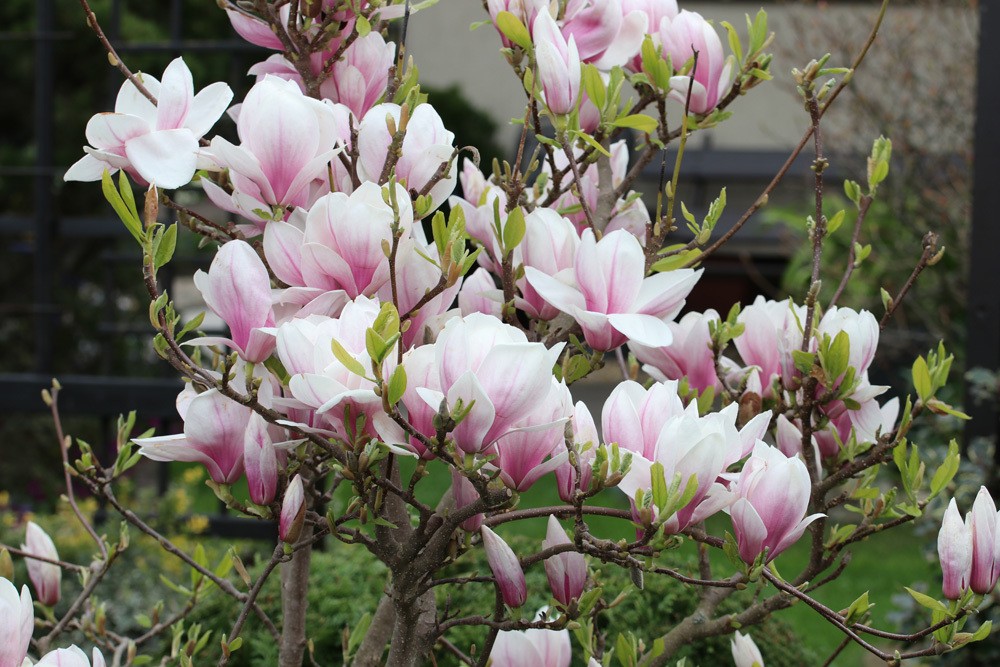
[278,527,313,667]
[384,588,437,667]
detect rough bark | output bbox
[278,527,313,667]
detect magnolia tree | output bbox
[5,0,993,665]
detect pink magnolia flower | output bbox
[817,306,879,379]
[330,32,395,117]
[490,626,571,667]
[280,475,306,543]
[244,414,280,506]
[730,443,824,564]
[525,229,701,351]
[65,58,232,188]
[619,402,769,533]
[630,310,721,394]
[459,267,503,318]
[532,9,582,116]
[543,515,587,605]
[35,647,106,667]
[517,209,580,320]
[134,388,251,484]
[378,238,461,348]
[189,240,276,363]
[398,345,442,458]
[22,522,61,606]
[734,296,808,396]
[357,103,457,211]
[555,401,600,502]
[967,487,1000,595]
[415,314,564,454]
[481,526,527,607]
[731,631,765,667]
[204,76,347,226]
[939,498,973,599]
[490,380,574,491]
[602,380,685,460]
[0,577,32,667]
[560,0,648,69]
[276,297,401,444]
[660,10,735,114]
[299,182,414,298]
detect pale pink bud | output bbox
[280,475,306,544]
[532,9,582,115]
[451,469,484,532]
[459,267,503,318]
[817,307,879,379]
[486,0,546,48]
[0,577,33,667]
[734,296,808,396]
[661,10,734,114]
[22,522,60,606]
[543,515,587,605]
[244,414,279,506]
[969,487,1000,594]
[481,526,527,607]
[191,240,276,363]
[517,209,580,321]
[731,630,765,667]
[730,443,823,564]
[331,33,395,118]
[602,380,685,460]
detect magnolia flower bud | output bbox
[969,486,1000,595]
[542,515,587,605]
[481,526,527,607]
[280,475,306,544]
[244,414,279,506]
[731,630,765,667]
[35,646,106,667]
[938,498,973,600]
[22,522,61,606]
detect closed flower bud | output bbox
[967,486,1000,595]
[542,515,587,605]
[0,576,33,667]
[481,526,527,607]
[280,475,306,544]
[938,498,973,600]
[731,630,764,667]
[22,522,61,606]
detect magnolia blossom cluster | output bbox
[487,0,734,118]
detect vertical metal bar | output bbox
[33,0,55,374]
[966,3,1000,469]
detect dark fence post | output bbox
[966,1,1000,478]
[33,0,55,374]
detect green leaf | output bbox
[503,207,526,252]
[495,11,532,50]
[792,349,816,374]
[930,440,960,497]
[844,179,862,206]
[971,620,992,642]
[904,586,948,614]
[912,356,932,402]
[118,170,140,222]
[331,339,368,379]
[610,114,658,134]
[827,209,846,235]
[649,462,667,513]
[581,63,606,112]
[347,612,373,655]
[176,311,206,341]
[571,130,612,157]
[153,223,178,271]
[356,15,371,37]
[101,170,143,243]
[721,21,743,64]
[388,365,407,407]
